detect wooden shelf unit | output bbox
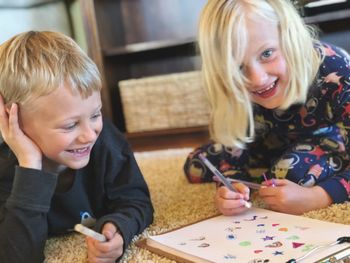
[103,37,196,56]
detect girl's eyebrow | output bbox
[257,43,276,52]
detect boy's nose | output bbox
[79,125,97,143]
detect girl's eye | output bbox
[261,49,273,59]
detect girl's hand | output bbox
[259,179,332,215]
[0,96,42,169]
[86,222,124,263]
[215,183,250,216]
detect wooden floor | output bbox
[126,126,210,152]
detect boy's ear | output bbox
[5,103,13,115]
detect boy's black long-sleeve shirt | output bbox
[0,119,154,262]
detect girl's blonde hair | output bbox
[199,0,322,148]
[0,31,101,106]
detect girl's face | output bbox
[20,86,103,173]
[241,17,288,109]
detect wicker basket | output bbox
[119,71,210,133]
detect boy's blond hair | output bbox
[199,0,322,148]
[0,31,101,106]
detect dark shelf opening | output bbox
[303,8,350,24]
[103,37,197,57]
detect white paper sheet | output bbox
[149,207,350,263]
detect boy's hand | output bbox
[259,179,332,215]
[0,96,42,169]
[86,222,124,263]
[215,183,250,216]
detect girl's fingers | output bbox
[233,182,250,197]
[267,178,286,186]
[217,189,249,206]
[219,197,247,209]
[217,186,243,199]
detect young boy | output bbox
[0,31,154,262]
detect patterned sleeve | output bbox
[317,43,350,202]
[183,142,251,183]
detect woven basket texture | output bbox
[119,71,210,132]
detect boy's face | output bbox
[240,17,288,109]
[20,85,103,172]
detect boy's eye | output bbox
[64,123,77,130]
[91,111,102,119]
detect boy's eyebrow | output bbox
[57,104,103,124]
[94,104,103,112]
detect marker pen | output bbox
[74,224,107,242]
[199,153,252,208]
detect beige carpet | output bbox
[44,148,350,263]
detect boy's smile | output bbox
[241,17,289,109]
[19,85,103,173]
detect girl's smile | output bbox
[251,80,278,99]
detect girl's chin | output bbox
[254,99,283,109]
[253,92,285,109]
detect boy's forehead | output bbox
[22,87,101,114]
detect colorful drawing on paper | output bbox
[149,207,350,263]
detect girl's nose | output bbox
[246,64,268,87]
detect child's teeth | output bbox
[70,147,87,153]
[257,82,275,94]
